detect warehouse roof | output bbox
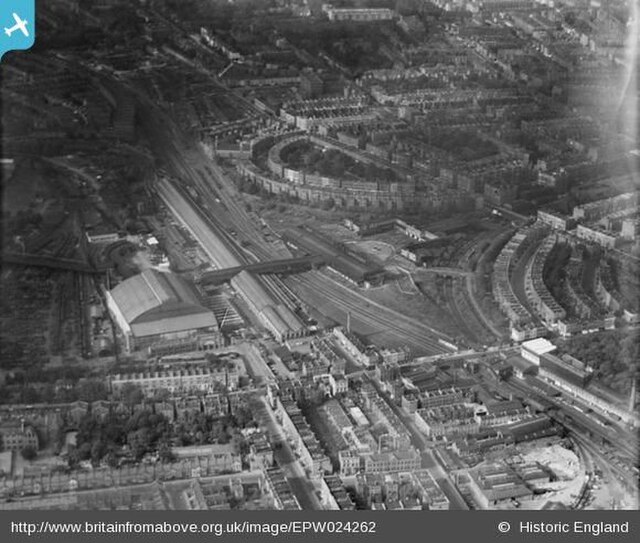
[521,338,556,356]
[109,269,217,335]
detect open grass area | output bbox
[363,281,459,338]
[280,140,398,182]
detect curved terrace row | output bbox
[239,133,420,210]
[524,234,566,327]
[492,226,547,327]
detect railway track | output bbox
[507,377,638,469]
[441,277,480,345]
[288,271,451,356]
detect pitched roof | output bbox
[110,269,217,335]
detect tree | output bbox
[233,405,256,429]
[91,440,106,464]
[21,445,37,461]
[127,427,152,460]
[158,441,175,464]
[321,198,335,211]
[153,388,172,403]
[41,384,56,404]
[78,380,108,402]
[20,386,41,404]
[246,182,260,195]
[120,383,144,408]
[105,450,119,469]
[67,448,80,469]
[78,442,92,461]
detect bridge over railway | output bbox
[417,267,472,278]
[198,255,325,284]
[2,253,107,274]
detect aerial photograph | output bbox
[0,0,638,513]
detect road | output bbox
[198,256,321,284]
[422,449,471,510]
[365,375,470,510]
[215,342,276,385]
[252,396,324,510]
[418,267,472,278]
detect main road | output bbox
[364,375,469,510]
[252,395,325,510]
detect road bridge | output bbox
[198,255,325,284]
[417,267,472,278]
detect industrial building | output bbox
[466,462,548,509]
[520,338,557,365]
[539,353,592,389]
[231,270,305,341]
[283,228,384,286]
[106,269,220,353]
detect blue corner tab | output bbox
[1,0,35,60]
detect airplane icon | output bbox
[4,13,29,38]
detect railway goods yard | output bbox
[0,0,638,513]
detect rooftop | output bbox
[521,338,556,356]
[109,269,217,336]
